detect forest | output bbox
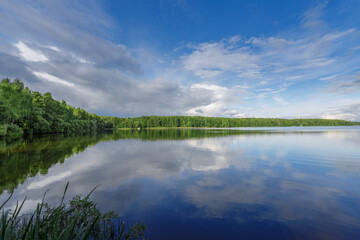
[0,78,111,138]
[1,78,359,139]
[102,115,359,129]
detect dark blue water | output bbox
[1,127,360,239]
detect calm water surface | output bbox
[1,127,360,239]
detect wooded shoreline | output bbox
[1,78,359,139]
[105,116,359,129]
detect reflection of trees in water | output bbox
[111,128,274,141]
[0,134,107,194]
[0,129,268,194]
[0,128,320,194]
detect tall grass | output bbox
[0,182,146,240]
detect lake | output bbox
[1,127,360,239]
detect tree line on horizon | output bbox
[101,115,359,129]
[1,78,358,139]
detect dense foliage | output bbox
[102,115,359,129]
[0,183,146,240]
[0,79,111,139]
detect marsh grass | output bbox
[0,182,146,240]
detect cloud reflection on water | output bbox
[1,128,360,238]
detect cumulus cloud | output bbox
[322,103,360,121]
[185,84,245,116]
[178,3,360,119]
[0,0,248,117]
[0,0,359,119]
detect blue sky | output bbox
[0,0,360,120]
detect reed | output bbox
[0,182,146,240]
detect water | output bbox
[1,127,360,239]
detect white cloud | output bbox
[190,84,228,100]
[46,45,60,52]
[181,27,358,88]
[1,0,359,119]
[13,41,48,62]
[185,84,244,117]
[33,71,75,87]
[321,103,360,121]
[181,41,259,79]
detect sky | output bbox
[0,0,360,120]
